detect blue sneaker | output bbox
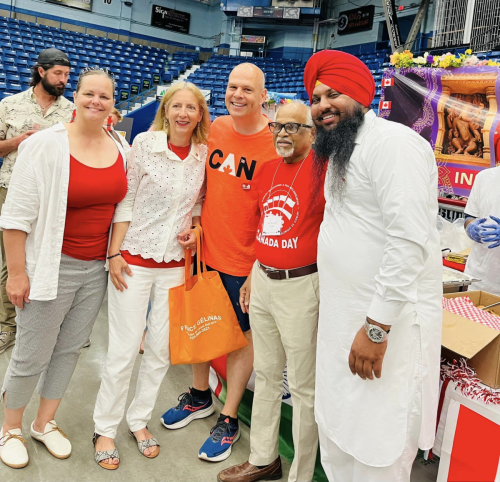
[198,416,240,462]
[161,390,215,430]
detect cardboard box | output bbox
[442,291,500,388]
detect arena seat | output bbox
[1,14,498,121]
[0,15,173,106]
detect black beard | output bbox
[312,104,365,203]
[41,75,65,97]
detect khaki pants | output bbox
[0,187,16,333]
[248,261,319,482]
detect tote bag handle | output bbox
[184,224,208,283]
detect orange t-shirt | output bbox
[201,115,276,276]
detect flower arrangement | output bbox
[389,49,500,69]
[264,93,294,106]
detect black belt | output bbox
[258,262,318,280]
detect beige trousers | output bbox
[0,187,16,333]
[248,261,319,482]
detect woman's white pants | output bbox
[93,264,184,438]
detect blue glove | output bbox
[479,215,500,249]
[466,217,487,243]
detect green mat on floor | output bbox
[218,378,327,482]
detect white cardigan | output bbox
[0,123,128,301]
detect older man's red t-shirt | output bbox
[255,151,325,270]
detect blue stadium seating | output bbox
[1,14,499,119]
[0,15,176,103]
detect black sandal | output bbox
[128,428,160,459]
[92,433,120,470]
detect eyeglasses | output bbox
[268,122,313,134]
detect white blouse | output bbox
[114,130,206,263]
[0,123,128,301]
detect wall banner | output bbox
[46,0,92,11]
[337,5,375,36]
[241,35,266,44]
[379,66,500,198]
[151,5,190,35]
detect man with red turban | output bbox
[306,50,442,482]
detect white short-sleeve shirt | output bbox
[464,166,500,295]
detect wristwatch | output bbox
[364,320,390,344]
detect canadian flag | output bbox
[382,78,394,87]
[379,100,392,110]
[437,399,500,481]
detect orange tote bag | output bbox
[169,225,248,365]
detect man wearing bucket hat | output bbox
[0,48,74,354]
[304,50,442,482]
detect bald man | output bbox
[161,63,277,463]
[218,101,324,482]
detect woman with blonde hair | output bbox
[0,68,127,469]
[92,81,210,469]
[109,107,123,126]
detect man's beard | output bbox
[276,145,294,158]
[41,75,65,97]
[312,104,365,204]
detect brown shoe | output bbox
[217,457,282,482]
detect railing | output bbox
[116,86,158,114]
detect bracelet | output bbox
[107,253,122,260]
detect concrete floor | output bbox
[0,295,439,482]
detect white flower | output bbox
[414,56,426,65]
[463,55,479,66]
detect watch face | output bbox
[368,326,384,342]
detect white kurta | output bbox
[464,166,500,295]
[316,110,442,467]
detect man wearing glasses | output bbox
[218,101,325,482]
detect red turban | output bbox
[303,50,375,107]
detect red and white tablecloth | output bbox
[442,296,500,331]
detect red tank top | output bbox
[62,153,127,261]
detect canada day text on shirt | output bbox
[208,149,257,180]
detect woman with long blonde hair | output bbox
[92,82,210,469]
